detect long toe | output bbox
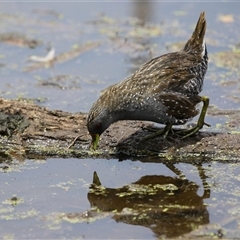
[142,124,173,141]
[180,125,201,139]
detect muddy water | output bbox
[0,2,240,239]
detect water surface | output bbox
[0,2,240,239]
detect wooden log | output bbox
[0,98,239,161]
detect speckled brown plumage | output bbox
[87,12,209,150]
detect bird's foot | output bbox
[142,124,173,141]
[178,96,210,138]
[176,122,210,139]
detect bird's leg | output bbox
[179,96,210,138]
[196,163,211,199]
[164,162,186,180]
[142,123,173,141]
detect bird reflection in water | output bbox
[87,162,210,239]
[57,162,210,238]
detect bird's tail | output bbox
[183,12,207,57]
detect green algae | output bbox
[2,197,24,206]
[0,208,39,221]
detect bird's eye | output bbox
[95,123,102,129]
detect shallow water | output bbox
[0,2,240,239]
[1,158,240,239]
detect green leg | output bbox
[142,96,210,141]
[180,96,210,139]
[142,123,173,141]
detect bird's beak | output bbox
[90,134,100,150]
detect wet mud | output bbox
[0,98,239,161]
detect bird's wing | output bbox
[134,51,202,93]
[159,92,201,122]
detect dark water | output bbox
[0,2,240,239]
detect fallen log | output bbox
[0,98,239,161]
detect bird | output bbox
[87,12,209,150]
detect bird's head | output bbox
[87,100,113,150]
